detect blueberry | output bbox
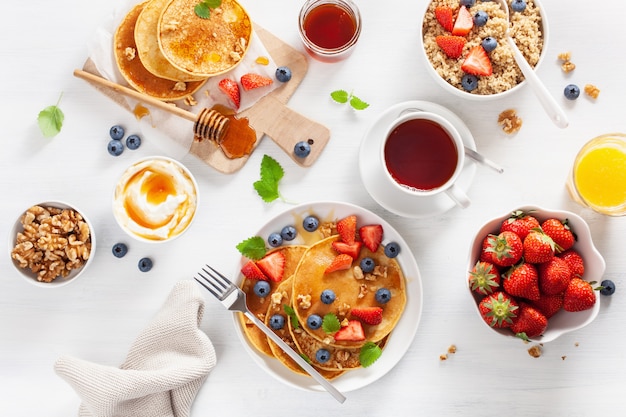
[320,289,336,304]
[138,257,153,272]
[275,66,292,83]
[294,141,311,158]
[112,242,128,258]
[600,279,616,296]
[461,74,479,92]
[482,37,498,53]
[460,0,475,6]
[473,10,488,26]
[384,242,401,258]
[269,314,285,330]
[107,139,124,156]
[126,134,141,150]
[281,225,297,241]
[254,280,271,297]
[511,0,526,12]
[315,348,331,364]
[564,84,580,100]
[360,257,375,273]
[306,314,322,330]
[375,288,392,304]
[303,215,320,232]
[109,125,125,140]
[268,232,283,247]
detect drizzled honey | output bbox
[211,105,257,159]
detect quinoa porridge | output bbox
[422,0,544,95]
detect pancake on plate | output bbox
[158,0,252,77]
[113,1,206,101]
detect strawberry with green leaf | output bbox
[500,210,540,240]
[541,218,575,252]
[486,231,523,267]
[478,291,519,328]
[503,261,540,301]
[511,303,548,339]
[523,229,557,264]
[563,277,597,312]
[468,260,500,295]
[558,249,585,277]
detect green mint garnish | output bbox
[322,313,341,334]
[38,93,65,138]
[284,304,299,329]
[236,236,266,260]
[330,89,369,110]
[254,154,286,203]
[194,0,222,19]
[359,341,382,367]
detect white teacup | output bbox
[380,111,470,208]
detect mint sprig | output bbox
[359,341,382,367]
[38,93,65,138]
[236,236,266,260]
[194,0,222,19]
[330,89,369,110]
[254,155,286,203]
[322,313,341,334]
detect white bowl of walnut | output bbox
[9,201,96,288]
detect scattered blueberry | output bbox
[269,314,285,330]
[600,279,616,296]
[253,280,271,297]
[320,289,336,304]
[303,215,320,232]
[360,257,375,273]
[294,141,311,158]
[511,0,526,12]
[460,0,475,6]
[138,257,153,272]
[306,314,322,330]
[268,232,283,247]
[275,66,292,83]
[126,134,141,150]
[481,36,498,53]
[564,84,580,100]
[281,225,297,241]
[107,139,124,156]
[473,10,488,26]
[384,242,401,258]
[315,348,331,364]
[461,74,479,92]
[375,288,392,304]
[111,242,128,258]
[109,125,125,140]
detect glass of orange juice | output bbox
[566,133,626,216]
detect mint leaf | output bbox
[349,95,369,110]
[236,236,266,260]
[330,90,349,104]
[194,2,211,18]
[284,304,299,329]
[359,342,382,367]
[38,93,64,137]
[253,155,284,203]
[331,89,369,111]
[322,313,341,334]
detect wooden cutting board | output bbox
[81,25,330,173]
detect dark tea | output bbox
[384,119,459,191]
[302,3,357,49]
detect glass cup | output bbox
[298,0,361,62]
[566,133,626,216]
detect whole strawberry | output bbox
[563,277,597,312]
[523,229,557,264]
[503,261,540,301]
[486,231,523,267]
[478,291,519,328]
[468,261,501,295]
[479,235,496,263]
[510,303,548,339]
[558,249,585,278]
[529,293,564,319]
[538,257,572,295]
[541,218,575,252]
[500,210,540,240]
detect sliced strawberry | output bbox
[240,73,274,91]
[461,45,493,76]
[334,320,366,342]
[435,6,455,32]
[241,260,267,280]
[336,215,357,244]
[324,254,353,274]
[332,241,362,259]
[359,224,383,253]
[218,78,241,110]
[256,251,285,282]
[435,35,466,59]
[351,306,383,325]
[452,5,473,36]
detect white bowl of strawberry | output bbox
[420,0,548,99]
[467,206,605,343]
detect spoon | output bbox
[497,0,569,129]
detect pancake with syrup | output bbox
[113,1,206,101]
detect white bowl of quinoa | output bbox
[420,0,548,99]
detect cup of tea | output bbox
[566,133,626,216]
[298,0,361,62]
[381,112,470,208]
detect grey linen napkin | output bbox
[54,280,217,417]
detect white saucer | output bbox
[359,100,477,219]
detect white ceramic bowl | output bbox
[419,0,549,100]
[467,206,604,343]
[9,201,96,288]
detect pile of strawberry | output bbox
[468,210,598,340]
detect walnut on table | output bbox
[498,109,523,134]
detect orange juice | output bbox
[568,134,626,216]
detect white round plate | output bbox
[232,201,423,393]
[359,100,477,218]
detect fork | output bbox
[194,264,347,403]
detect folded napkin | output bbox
[55,280,216,417]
